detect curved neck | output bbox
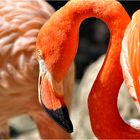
[36,0,140,138]
[37,0,129,82]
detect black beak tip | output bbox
[41,102,73,133]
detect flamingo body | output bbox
[121,10,140,112]
[0,0,74,139]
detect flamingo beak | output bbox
[37,51,73,133]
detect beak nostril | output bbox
[39,76,42,85]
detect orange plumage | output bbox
[36,0,140,138]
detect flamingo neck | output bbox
[36,0,140,138]
[37,0,129,82]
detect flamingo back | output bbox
[0,0,55,136]
[0,2,74,139]
[0,0,54,96]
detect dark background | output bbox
[47,1,140,80]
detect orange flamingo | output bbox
[0,0,74,139]
[36,0,140,138]
[121,10,140,113]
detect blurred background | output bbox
[1,0,140,139]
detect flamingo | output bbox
[121,10,140,113]
[0,0,74,139]
[36,0,140,138]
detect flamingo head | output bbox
[37,50,73,133]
